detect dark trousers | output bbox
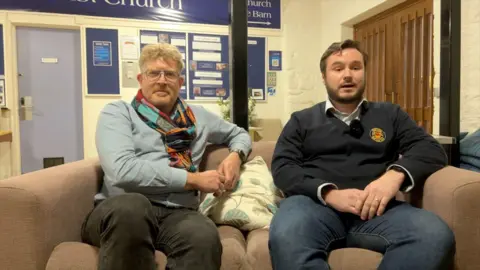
[81,193,222,270]
[269,195,455,270]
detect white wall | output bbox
[460,0,480,134]
[281,0,323,122]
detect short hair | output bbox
[319,39,368,75]
[139,43,184,73]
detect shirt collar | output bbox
[325,98,368,115]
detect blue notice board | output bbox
[269,50,282,71]
[188,33,229,100]
[248,37,266,100]
[86,28,120,95]
[139,30,187,99]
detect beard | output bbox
[326,81,366,104]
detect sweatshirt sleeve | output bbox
[95,102,188,193]
[271,113,328,202]
[390,104,448,190]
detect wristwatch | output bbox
[230,148,247,163]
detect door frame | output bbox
[6,15,84,176]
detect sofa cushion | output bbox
[46,226,246,270]
[328,248,383,269]
[244,228,383,270]
[199,156,282,231]
[460,128,480,158]
[245,228,272,270]
[45,242,168,270]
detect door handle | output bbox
[19,96,33,121]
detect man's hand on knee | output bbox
[324,188,367,215]
[358,171,404,220]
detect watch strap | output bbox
[230,149,247,163]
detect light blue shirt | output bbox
[94,100,252,209]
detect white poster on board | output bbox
[120,36,140,60]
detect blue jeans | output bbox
[269,195,455,270]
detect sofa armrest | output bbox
[0,158,103,270]
[422,166,480,270]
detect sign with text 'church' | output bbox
[0,0,281,29]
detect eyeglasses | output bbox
[144,70,180,81]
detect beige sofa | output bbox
[1,141,480,270]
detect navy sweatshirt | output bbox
[271,101,447,202]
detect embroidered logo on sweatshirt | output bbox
[370,128,386,142]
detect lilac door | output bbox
[17,27,83,174]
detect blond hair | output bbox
[139,43,184,73]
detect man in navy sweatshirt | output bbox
[268,39,454,270]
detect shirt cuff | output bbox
[229,143,251,158]
[317,183,338,205]
[387,164,415,192]
[169,168,188,191]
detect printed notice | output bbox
[93,41,112,66]
[120,36,139,60]
[188,34,229,100]
[269,50,282,71]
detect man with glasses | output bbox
[81,43,251,270]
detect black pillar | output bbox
[439,0,461,166]
[229,0,249,131]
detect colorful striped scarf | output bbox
[132,90,197,172]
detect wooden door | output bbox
[354,0,434,133]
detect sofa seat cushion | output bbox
[243,228,383,270]
[45,242,168,270]
[46,226,246,270]
[328,248,383,269]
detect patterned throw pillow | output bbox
[199,156,282,231]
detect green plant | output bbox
[217,88,257,126]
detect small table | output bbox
[432,135,456,145]
[432,134,456,165]
[0,130,12,143]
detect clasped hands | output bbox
[324,169,405,220]
[185,152,242,197]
